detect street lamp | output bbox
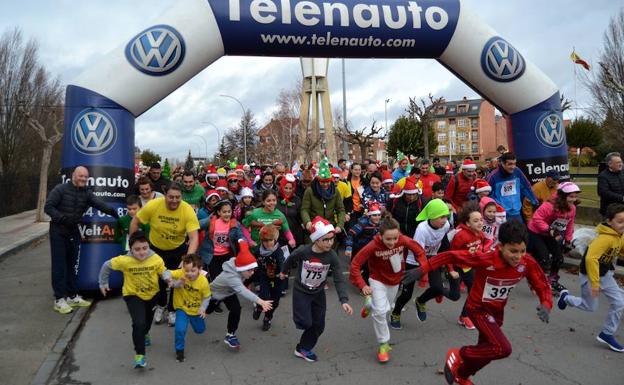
[202,121,221,148]
[220,94,247,165]
[384,98,390,133]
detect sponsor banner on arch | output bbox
[207,0,460,57]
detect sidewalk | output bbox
[0,209,49,259]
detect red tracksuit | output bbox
[421,247,552,378]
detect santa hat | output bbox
[227,170,238,180]
[235,164,244,172]
[367,201,381,216]
[215,179,229,192]
[235,240,257,272]
[331,168,342,179]
[389,177,422,198]
[204,189,220,202]
[461,159,477,170]
[259,224,279,241]
[382,170,393,185]
[239,187,253,199]
[243,164,251,172]
[206,165,218,179]
[445,164,455,174]
[495,204,506,218]
[471,179,491,194]
[316,157,333,182]
[309,216,335,242]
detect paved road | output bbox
[50,262,622,385]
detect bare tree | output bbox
[336,120,385,163]
[296,136,324,165]
[406,93,444,159]
[560,93,573,112]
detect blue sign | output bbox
[207,0,460,58]
[125,24,186,76]
[481,36,525,82]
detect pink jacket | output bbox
[528,201,576,242]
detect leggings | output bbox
[417,268,461,304]
[257,275,283,320]
[207,294,241,334]
[528,230,563,277]
[124,295,157,355]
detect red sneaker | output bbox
[444,348,473,385]
[435,295,444,304]
[458,316,476,330]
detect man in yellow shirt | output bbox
[522,170,560,221]
[131,183,200,326]
[170,254,211,362]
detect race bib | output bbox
[482,277,520,302]
[301,260,330,289]
[214,231,229,247]
[500,180,516,197]
[482,224,495,239]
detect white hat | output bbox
[239,187,253,199]
[309,216,335,242]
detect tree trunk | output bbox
[36,144,53,222]
[359,143,367,163]
[424,123,430,160]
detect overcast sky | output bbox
[1,0,622,161]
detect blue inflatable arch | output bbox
[62,0,568,289]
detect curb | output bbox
[0,230,48,262]
[29,305,91,385]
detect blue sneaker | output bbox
[415,300,427,322]
[144,334,152,347]
[557,290,569,310]
[224,334,240,349]
[390,313,402,330]
[597,332,624,352]
[294,346,318,362]
[134,354,146,368]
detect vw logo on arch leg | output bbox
[71,108,117,155]
[481,36,526,82]
[535,111,565,148]
[125,24,185,76]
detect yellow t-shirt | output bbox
[171,269,211,316]
[137,197,200,250]
[110,254,166,300]
[336,180,352,200]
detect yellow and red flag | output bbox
[570,50,590,71]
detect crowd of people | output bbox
[45,151,624,385]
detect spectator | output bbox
[445,159,477,211]
[597,152,624,218]
[522,170,560,221]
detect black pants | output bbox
[417,268,461,304]
[151,243,187,311]
[293,289,326,351]
[350,245,369,284]
[258,275,283,320]
[392,262,419,315]
[124,295,157,355]
[49,228,81,300]
[456,267,475,317]
[207,295,241,334]
[528,230,563,277]
[208,253,232,282]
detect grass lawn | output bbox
[577,183,599,208]
[568,165,598,175]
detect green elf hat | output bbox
[317,156,333,182]
[229,157,238,169]
[396,150,406,162]
[416,198,450,221]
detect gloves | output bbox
[536,304,550,323]
[401,267,424,285]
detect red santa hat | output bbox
[382,170,393,185]
[235,164,244,171]
[206,165,218,179]
[227,170,238,180]
[445,164,455,174]
[461,159,477,170]
[309,216,335,242]
[495,204,506,218]
[235,240,258,272]
[331,168,342,179]
[204,189,220,202]
[215,179,229,192]
[367,201,381,216]
[471,179,491,194]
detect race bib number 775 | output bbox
[301,260,330,289]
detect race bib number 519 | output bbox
[482,277,520,302]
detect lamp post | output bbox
[202,121,221,158]
[220,94,247,164]
[341,58,349,160]
[384,98,390,134]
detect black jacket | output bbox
[597,169,624,215]
[44,182,117,235]
[388,195,426,237]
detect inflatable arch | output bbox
[62,0,568,289]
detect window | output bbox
[458,104,468,113]
[460,143,467,152]
[449,107,456,112]
[458,131,466,140]
[471,105,478,110]
[472,144,479,153]
[472,131,478,140]
[451,142,456,151]
[438,133,447,141]
[449,130,456,138]
[437,120,446,129]
[438,145,447,153]
[457,118,466,128]
[471,118,478,128]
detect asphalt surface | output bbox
[50,264,622,385]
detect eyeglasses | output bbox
[321,236,335,243]
[228,180,238,184]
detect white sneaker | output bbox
[54,298,72,314]
[167,311,176,327]
[153,306,165,324]
[67,295,91,307]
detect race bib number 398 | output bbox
[482,277,520,302]
[301,260,330,289]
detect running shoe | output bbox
[224,334,240,349]
[144,334,152,347]
[415,300,427,322]
[53,298,72,314]
[597,332,624,352]
[435,295,444,304]
[67,295,91,307]
[390,313,402,330]
[458,316,476,330]
[377,342,391,363]
[444,348,473,385]
[167,311,176,327]
[294,347,317,362]
[134,354,146,368]
[153,306,165,324]
[262,318,271,331]
[550,280,567,295]
[176,350,185,362]
[557,290,569,310]
[252,305,262,320]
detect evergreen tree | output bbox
[162,158,172,179]
[184,150,194,171]
[386,116,437,159]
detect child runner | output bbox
[402,221,552,385]
[233,187,255,222]
[392,199,456,325]
[98,231,172,368]
[345,201,383,284]
[431,182,446,200]
[205,240,273,349]
[280,216,354,362]
[527,181,579,294]
[558,203,624,352]
[350,217,426,363]
[450,202,486,330]
[252,224,285,331]
[480,197,506,251]
[243,189,296,248]
[170,253,211,362]
[115,195,149,252]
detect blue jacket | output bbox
[392,167,409,183]
[486,166,538,218]
[198,215,244,266]
[346,215,380,254]
[361,186,389,212]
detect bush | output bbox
[569,154,598,167]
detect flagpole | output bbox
[572,47,578,120]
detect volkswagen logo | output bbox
[481,36,526,82]
[535,112,565,148]
[71,109,117,155]
[125,25,185,76]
